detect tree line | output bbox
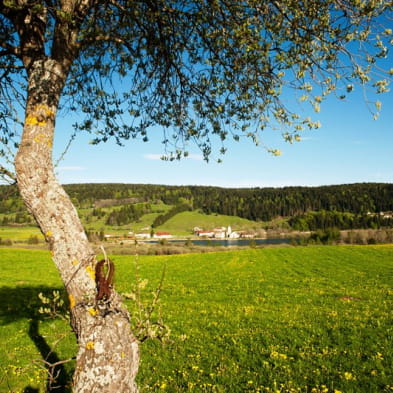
[289,210,393,231]
[62,182,393,218]
[105,203,152,226]
[1,183,393,229]
[152,203,192,228]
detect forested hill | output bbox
[63,182,393,219]
[2,182,392,223]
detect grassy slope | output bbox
[1,246,393,392]
[82,203,174,234]
[1,206,265,242]
[0,226,42,242]
[153,210,262,235]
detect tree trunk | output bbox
[15,59,139,392]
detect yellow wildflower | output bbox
[343,371,355,380]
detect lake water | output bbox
[147,238,291,247]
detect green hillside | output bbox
[1,182,393,240]
[150,210,263,235]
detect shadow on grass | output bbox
[0,285,67,324]
[0,286,72,392]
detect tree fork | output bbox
[14,60,139,392]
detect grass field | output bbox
[0,227,43,243]
[1,246,393,392]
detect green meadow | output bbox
[1,246,393,392]
[0,227,43,243]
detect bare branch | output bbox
[0,166,17,183]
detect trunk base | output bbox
[73,305,139,393]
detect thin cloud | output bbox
[144,154,163,161]
[298,136,314,141]
[187,154,204,161]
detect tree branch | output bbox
[51,0,98,66]
[1,3,47,70]
[0,166,17,183]
[0,43,20,58]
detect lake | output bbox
[146,238,291,247]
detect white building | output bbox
[197,230,216,238]
[214,230,226,239]
[135,233,151,239]
[153,232,173,239]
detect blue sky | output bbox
[53,84,393,188]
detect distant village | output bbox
[104,226,260,241]
[192,226,257,239]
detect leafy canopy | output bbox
[0,0,392,169]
